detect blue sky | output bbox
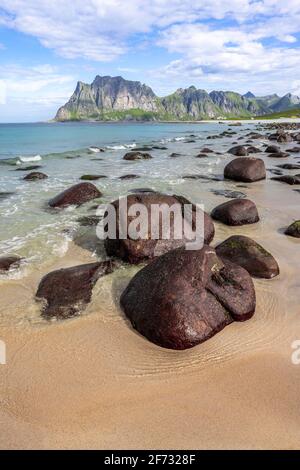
[1,0,300,122]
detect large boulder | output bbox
[224,157,266,182]
[105,192,215,264]
[120,246,256,350]
[211,199,259,226]
[216,235,279,279]
[123,151,152,161]
[285,221,300,238]
[49,182,102,208]
[0,255,22,272]
[36,261,115,319]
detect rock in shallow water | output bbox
[224,157,266,182]
[23,171,48,181]
[211,199,259,226]
[228,145,248,156]
[285,221,300,238]
[36,261,115,319]
[120,246,256,350]
[216,235,279,279]
[123,151,152,161]
[80,174,106,181]
[210,189,246,199]
[0,255,22,272]
[105,193,215,264]
[49,182,102,208]
[271,175,300,185]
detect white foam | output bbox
[89,147,101,153]
[19,155,42,163]
[106,143,136,150]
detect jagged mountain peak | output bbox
[55,75,297,121]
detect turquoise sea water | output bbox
[0,121,261,278]
[0,122,216,160]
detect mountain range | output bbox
[55,75,300,121]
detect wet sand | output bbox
[1,124,300,449]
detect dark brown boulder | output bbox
[228,145,248,156]
[200,147,214,153]
[247,146,260,154]
[105,193,215,264]
[49,183,102,208]
[271,175,300,185]
[36,261,115,319]
[0,255,22,272]
[285,221,300,238]
[265,145,280,153]
[211,199,259,226]
[224,157,266,182]
[23,172,48,181]
[123,151,152,161]
[120,245,256,350]
[216,235,279,279]
[286,147,300,153]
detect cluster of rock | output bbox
[5,122,300,351]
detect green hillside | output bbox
[255,108,300,119]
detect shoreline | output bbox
[1,121,300,449]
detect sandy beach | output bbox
[1,121,300,449]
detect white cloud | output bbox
[0,0,300,100]
[0,64,75,106]
[1,0,299,61]
[0,80,7,104]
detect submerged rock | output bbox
[216,235,279,279]
[211,199,259,226]
[0,255,22,272]
[120,245,256,350]
[15,165,42,171]
[267,152,289,158]
[224,157,266,182]
[0,192,15,200]
[80,174,106,181]
[169,153,182,158]
[77,215,102,226]
[123,151,152,161]
[276,164,300,170]
[271,175,300,185]
[49,182,102,208]
[23,172,48,181]
[36,261,115,319]
[285,221,300,238]
[119,174,140,180]
[210,189,246,199]
[105,192,215,264]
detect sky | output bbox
[1,0,300,122]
